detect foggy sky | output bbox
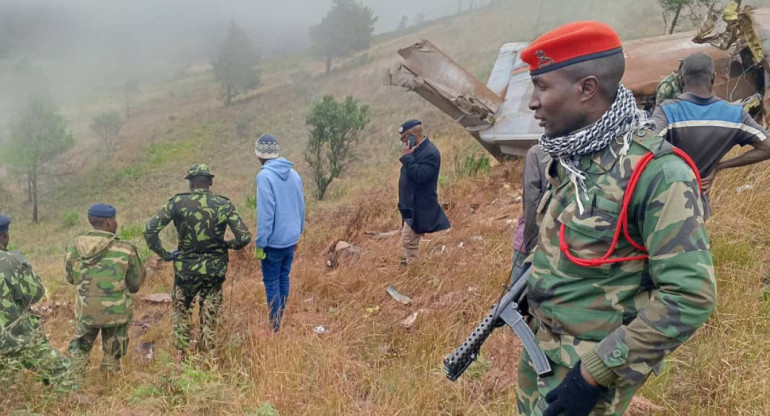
[0,0,460,106]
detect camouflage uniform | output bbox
[144,188,251,352]
[65,230,146,374]
[516,132,716,415]
[0,244,77,391]
[655,71,683,106]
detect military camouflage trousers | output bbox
[172,273,224,353]
[516,348,640,416]
[69,321,128,375]
[0,330,78,392]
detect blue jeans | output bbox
[260,246,295,331]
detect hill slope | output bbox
[1,0,769,414]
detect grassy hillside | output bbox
[1,0,769,414]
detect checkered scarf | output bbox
[538,85,653,214]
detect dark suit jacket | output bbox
[398,138,451,234]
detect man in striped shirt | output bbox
[652,52,770,215]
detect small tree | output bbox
[659,0,718,34]
[397,15,409,32]
[304,95,369,200]
[309,0,377,75]
[1,96,75,222]
[212,21,260,107]
[123,79,140,118]
[90,111,124,155]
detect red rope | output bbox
[559,148,701,268]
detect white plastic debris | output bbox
[314,325,328,335]
[737,184,755,194]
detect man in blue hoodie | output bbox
[254,134,305,332]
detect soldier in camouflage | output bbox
[144,164,251,358]
[516,22,716,416]
[0,214,78,392]
[655,65,683,106]
[66,204,146,375]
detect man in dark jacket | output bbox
[397,119,450,265]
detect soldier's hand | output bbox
[165,251,180,262]
[254,247,266,260]
[543,362,606,416]
[700,169,717,197]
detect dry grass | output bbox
[2,0,770,414]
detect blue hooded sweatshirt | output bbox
[256,158,305,249]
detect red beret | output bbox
[521,21,622,75]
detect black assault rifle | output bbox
[444,268,552,381]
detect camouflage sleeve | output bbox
[144,199,174,260]
[225,202,251,250]
[6,259,46,309]
[582,155,717,387]
[125,243,146,294]
[64,243,78,285]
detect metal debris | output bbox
[386,285,411,305]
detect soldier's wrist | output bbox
[581,349,617,387]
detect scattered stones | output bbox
[132,341,156,363]
[31,301,71,317]
[401,311,419,329]
[141,293,172,303]
[132,312,165,337]
[326,240,362,268]
[470,235,484,243]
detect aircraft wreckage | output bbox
[387,1,770,158]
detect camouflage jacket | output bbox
[65,230,146,327]
[0,244,45,353]
[529,130,717,387]
[655,71,683,106]
[144,189,251,278]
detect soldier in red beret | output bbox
[515,21,716,415]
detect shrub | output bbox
[245,194,257,210]
[456,153,491,177]
[61,210,79,228]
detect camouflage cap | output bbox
[184,163,215,180]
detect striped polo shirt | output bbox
[652,92,767,178]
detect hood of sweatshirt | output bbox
[75,230,118,266]
[262,157,293,181]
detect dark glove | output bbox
[165,251,180,261]
[543,362,606,416]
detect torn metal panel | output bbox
[622,32,730,98]
[387,40,506,158]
